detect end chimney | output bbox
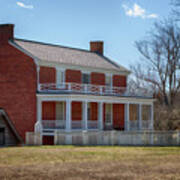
[0,24,14,44]
[90,41,104,55]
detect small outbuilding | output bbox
[0,109,23,146]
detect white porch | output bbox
[35,94,154,135]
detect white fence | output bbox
[26,131,180,146]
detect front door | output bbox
[0,128,5,146]
[105,104,112,128]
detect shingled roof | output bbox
[12,39,130,73]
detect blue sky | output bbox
[0,0,172,69]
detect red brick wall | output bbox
[42,102,56,120]
[113,104,125,130]
[39,66,56,83]
[71,102,82,121]
[65,69,81,83]
[90,102,98,121]
[0,43,37,141]
[91,72,105,85]
[90,41,104,55]
[113,75,126,87]
[0,24,14,44]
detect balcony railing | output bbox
[38,83,153,97]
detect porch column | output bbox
[138,104,142,130]
[83,101,88,130]
[150,104,154,130]
[35,98,42,132]
[98,102,103,130]
[125,103,130,131]
[66,99,72,131]
[37,98,42,123]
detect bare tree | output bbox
[171,0,180,20]
[132,20,180,107]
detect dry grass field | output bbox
[0,146,180,180]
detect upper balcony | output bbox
[38,82,153,98]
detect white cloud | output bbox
[122,3,158,19]
[16,2,34,9]
[147,14,158,19]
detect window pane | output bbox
[83,74,90,84]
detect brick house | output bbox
[0,24,154,146]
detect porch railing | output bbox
[129,120,139,130]
[129,120,151,130]
[88,120,98,129]
[42,120,99,130]
[71,121,83,129]
[142,120,152,130]
[42,120,65,129]
[38,83,153,97]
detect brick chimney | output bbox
[90,41,104,55]
[0,24,14,44]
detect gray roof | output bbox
[13,39,130,73]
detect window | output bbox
[59,71,64,83]
[56,102,65,120]
[82,73,90,84]
[56,70,65,88]
[106,75,112,86]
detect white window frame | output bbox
[56,68,65,88]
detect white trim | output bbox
[37,66,40,90]
[37,94,155,104]
[81,70,91,74]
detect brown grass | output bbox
[0,146,180,180]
